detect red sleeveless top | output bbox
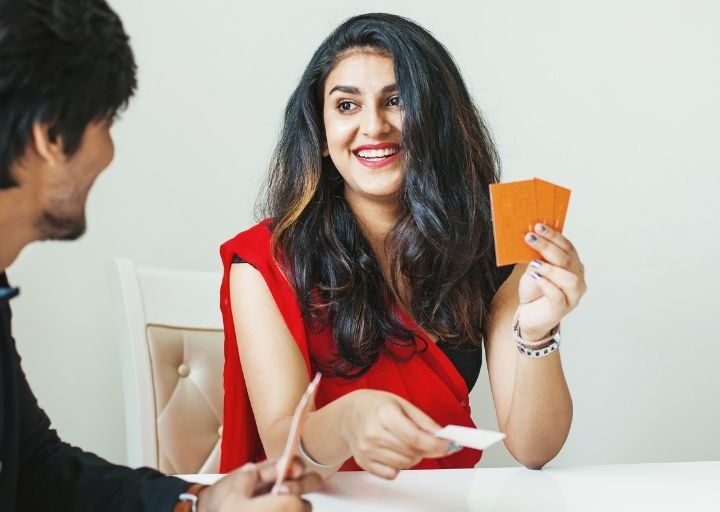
[218,220,482,472]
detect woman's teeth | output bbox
[356,147,399,159]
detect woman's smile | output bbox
[353,142,402,169]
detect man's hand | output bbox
[196,457,322,512]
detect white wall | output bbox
[8,0,719,467]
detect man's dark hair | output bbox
[0,0,136,188]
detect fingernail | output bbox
[531,272,541,280]
[536,223,547,233]
[277,484,290,495]
[526,234,538,243]
[530,259,542,269]
[447,441,462,454]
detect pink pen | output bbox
[272,373,322,494]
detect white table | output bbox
[181,461,720,511]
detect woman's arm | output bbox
[230,264,452,479]
[230,263,348,478]
[485,224,586,469]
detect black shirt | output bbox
[0,272,189,511]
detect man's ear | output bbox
[31,123,65,166]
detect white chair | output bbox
[110,258,224,474]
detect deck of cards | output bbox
[489,178,571,266]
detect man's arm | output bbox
[11,335,189,511]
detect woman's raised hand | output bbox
[516,223,587,340]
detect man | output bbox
[0,0,321,510]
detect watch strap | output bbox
[174,483,207,512]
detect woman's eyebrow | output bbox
[328,85,361,95]
[327,83,398,96]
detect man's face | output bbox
[37,120,115,240]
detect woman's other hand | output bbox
[339,390,456,480]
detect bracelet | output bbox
[512,310,559,348]
[299,438,338,468]
[174,484,207,512]
[517,338,560,358]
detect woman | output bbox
[219,13,585,479]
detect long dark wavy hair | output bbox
[260,13,504,377]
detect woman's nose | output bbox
[360,106,391,138]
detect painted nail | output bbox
[536,223,547,233]
[447,441,462,454]
[531,272,541,280]
[527,234,538,243]
[530,259,542,269]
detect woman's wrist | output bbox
[299,438,341,468]
[513,308,561,358]
[304,396,354,466]
[336,391,361,447]
[514,309,558,343]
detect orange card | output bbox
[534,178,556,230]
[272,373,321,494]
[553,184,571,232]
[489,179,539,266]
[489,178,571,266]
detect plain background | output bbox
[8,0,719,468]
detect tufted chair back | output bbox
[111,258,223,474]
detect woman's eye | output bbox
[387,95,403,107]
[338,101,357,112]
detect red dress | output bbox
[219,220,482,472]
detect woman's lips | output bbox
[353,149,402,169]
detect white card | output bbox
[435,425,506,451]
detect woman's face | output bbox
[322,52,404,204]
